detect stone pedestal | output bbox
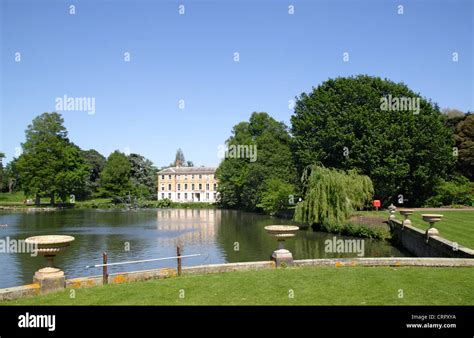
[400,209,414,229]
[271,249,294,267]
[388,204,397,221]
[25,235,74,295]
[264,225,299,268]
[426,227,440,236]
[422,214,443,242]
[33,267,65,294]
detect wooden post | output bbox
[177,246,182,276]
[103,252,108,285]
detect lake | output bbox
[0,209,408,288]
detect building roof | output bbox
[157,166,217,175]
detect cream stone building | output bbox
[157,166,218,203]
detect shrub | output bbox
[424,176,473,207]
[256,178,295,215]
[315,222,389,240]
[156,198,172,208]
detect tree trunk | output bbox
[35,194,40,206]
[8,179,14,193]
[50,193,55,206]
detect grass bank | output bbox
[0,193,215,210]
[357,210,474,249]
[5,266,474,305]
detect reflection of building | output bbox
[156,209,220,245]
[157,166,218,203]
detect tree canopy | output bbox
[10,113,159,203]
[81,149,107,198]
[291,75,454,206]
[0,152,5,191]
[16,113,89,204]
[453,114,474,180]
[294,165,374,226]
[128,153,157,198]
[174,148,185,167]
[98,151,133,198]
[171,148,193,167]
[216,112,297,213]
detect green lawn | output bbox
[74,198,115,208]
[0,192,213,209]
[0,192,53,206]
[0,192,113,207]
[5,266,474,305]
[356,210,474,249]
[0,191,25,204]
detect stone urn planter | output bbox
[399,209,414,228]
[264,225,299,267]
[25,235,75,293]
[388,204,397,221]
[421,214,443,238]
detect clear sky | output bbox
[1,0,473,167]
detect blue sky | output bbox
[1,0,473,167]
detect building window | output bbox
[169,175,172,179]
[177,175,180,180]
[192,183,195,190]
[206,193,209,200]
[168,193,171,199]
[213,183,217,191]
[185,193,188,199]
[161,193,165,199]
[161,184,164,191]
[184,183,188,190]
[206,183,209,190]
[199,183,202,190]
[168,184,171,190]
[177,184,181,191]
[199,175,202,179]
[161,175,164,180]
[214,193,217,200]
[177,193,181,200]
[191,175,194,179]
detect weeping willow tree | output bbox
[294,164,374,226]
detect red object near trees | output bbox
[373,200,381,211]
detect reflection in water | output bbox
[155,209,220,246]
[0,209,408,288]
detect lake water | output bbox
[0,209,408,288]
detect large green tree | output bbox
[174,148,185,167]
[453,114,474,180]
[81,149,106,198]
[294,165,374,226]
[0,152,5,191]
[128,153,157,198]
[170,148,193,167]
[99,150,133,198]
[16,113,89,204]
[216,112,297,212]
[291,75,454,206]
